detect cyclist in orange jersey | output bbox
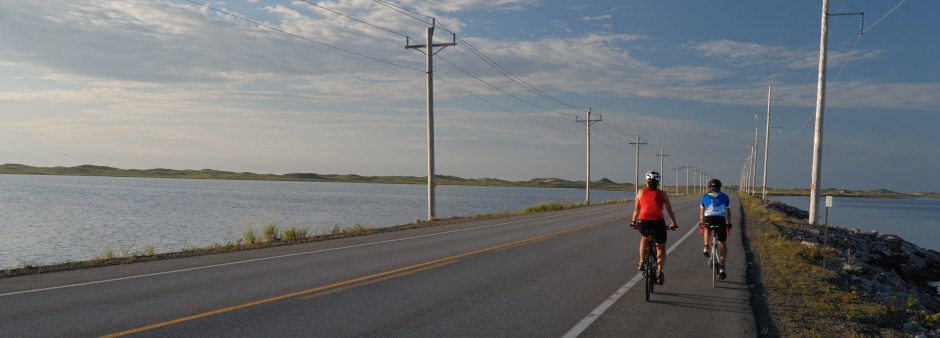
[630,171,678,285]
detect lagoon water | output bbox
[0,174,635,269]
[770,195,940,252]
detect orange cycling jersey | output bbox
[637,188,666,220]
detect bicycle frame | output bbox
[642,232,657,301]
[706,225,720,287]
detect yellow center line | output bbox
[100,217,620,337]
[494,234,559,252]
[296,259,459,300]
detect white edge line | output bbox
[0,205,616,298]
[561,222,699,338]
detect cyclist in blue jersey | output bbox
[700,178,731,279]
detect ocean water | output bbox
[770,195,940,251]
[0,174,634,269]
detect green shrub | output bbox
[243,228,257,245]
[262,223,279,242]
[924,312,940,329]
[282,227,297,241]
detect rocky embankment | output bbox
[765,199,940,335]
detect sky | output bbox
[0,0,937,193]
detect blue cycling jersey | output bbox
[701,190,730,216]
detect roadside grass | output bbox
[1,199,629,278]
[740,192,907,337]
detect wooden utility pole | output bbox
[809,0,829,225]
[763,86,782,200]
[656,149,670,188]
[406,19,455,221]
[630,136,647,193]
[576,108,601,204]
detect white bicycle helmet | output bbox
[645,171,661,182]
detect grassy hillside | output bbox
[0,163,636,190]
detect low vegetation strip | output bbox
[740,192,940,337]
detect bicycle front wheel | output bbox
[711,239,719,287]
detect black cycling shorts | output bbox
[704,215,728,242]
[637,219,667,244]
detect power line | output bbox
[450,33,589,112]
[372,0,588,114]
[302,1,589,137]
[862,0,907,34]
[434,76,580,135]
[437,55,579,118]
[599,119,637,140]
[197,0,643,161]
[300,0,408,38]
[184,0,424,73]
[372,0,433,25]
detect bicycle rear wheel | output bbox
[645,246,656,301]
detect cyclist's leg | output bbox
[652,220,668,271]
[656,224,668,285]
[637,221,649,269]
[704,216,722,256]
[703,228,713,257]
[702,222,710,254]
[716,221,728,266]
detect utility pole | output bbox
[702,171,708,194]
[406,19,456,221]
[808,0,862,225]
[674,167,680,194]
[752,128,759,196]
[744,147,753,194]
[630,135,647,193]
[576,108,601,204]
[683,164,692,194]
[656,149,670,188]
[809,0,830,225]
[763,86,782,200]
[699,169,708,194]
[701,170,707,194]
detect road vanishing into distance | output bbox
[1,194,755,337]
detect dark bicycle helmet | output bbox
[708,178,722,189]
[645,171,661,182]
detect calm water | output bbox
[0,174,634,269]
[771,195,940,251]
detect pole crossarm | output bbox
[406,34,456,52]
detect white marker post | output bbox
[823,196,833,268]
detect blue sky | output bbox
[0,0,937,192]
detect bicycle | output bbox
[640,228,658,301]
[633,223,676,301]
[702,222,731,287]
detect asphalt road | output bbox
[0,193,755,337]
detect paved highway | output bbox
[0,194,754,337]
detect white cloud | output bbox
[580,14,612,22]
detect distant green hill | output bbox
[759,186,934,199]
[0,163,636,191]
